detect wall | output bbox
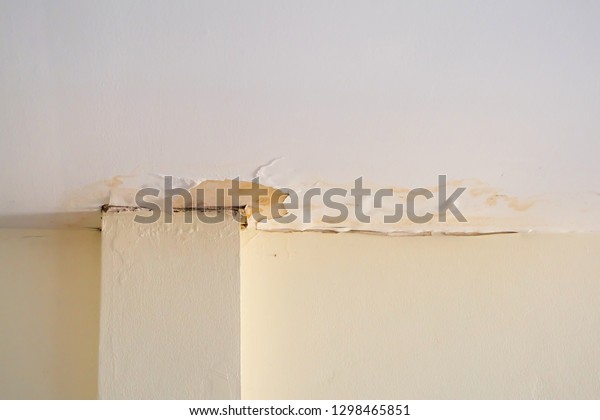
[0,229,100,399]
[2,224,599,399]
[99,211,241,399]
[241,231,600,399]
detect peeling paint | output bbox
[93,171,600,235]
[53,153,600,235]
[183,179,288,222]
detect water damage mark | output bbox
[101,204,249,230]
[95,175,550,235]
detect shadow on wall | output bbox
[0,228,101,399]
[0,211,101,230]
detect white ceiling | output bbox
[2,1,600,231]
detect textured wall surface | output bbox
[0,229,100,399]
[99,211,241,399]
[2,223,599,399]
[242,231,600,399]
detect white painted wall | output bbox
[99,211,241,399]
[2,1,600,230]
[0,229,100,399]
[242,231,600,399]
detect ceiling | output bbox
[2,1,600,231]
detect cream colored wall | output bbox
[241,231,600,399]
[3,226,599,399]
[0,229,100,399]
[99,211,241,399]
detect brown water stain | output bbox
[181,179,289,222]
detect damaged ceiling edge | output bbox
[46,158,600,233]
[93,175,600,235]
[100,205,519,236]
[97,204,600,236]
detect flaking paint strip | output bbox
[97,175,600,235]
